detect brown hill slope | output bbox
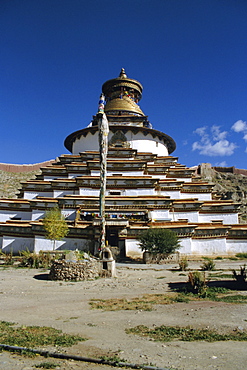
[0,169,40,198]
[197,165,247,223]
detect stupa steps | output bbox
[58,150,179,164]
[18,175,214,195]
[2,194,239,214]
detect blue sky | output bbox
[1,0,247,169]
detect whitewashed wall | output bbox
[178,238,193,254]
[199,213,239,224]
[79,188,156,196]
[191,238,227,256]
[61,209,76,220]
[0,210,31,222]
[125,239,142,258]
[2,236,34,254]
[123,188,156,196]
[32,210,45,221]
[180,193,212,201]
[79,188,99,196]
[72,130,170,156]
[150,174,167,179]
[91,170,144,177]
[175,177,192,183]
[68,173,79,179]
[226,239,247,254]
[34,236,89,253]
[24,191,53,199]
[158,190,181,198]
[149,210,170,221]
[171,211,199,223]
[53,190,78,198]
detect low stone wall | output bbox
[49,259,99,281]
[143,252,179,264]
[0,160,55,173]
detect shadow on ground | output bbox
[168,280,247,291]
[33,273,50,280]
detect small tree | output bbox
[43,207,69,250]
[137,228,180,259]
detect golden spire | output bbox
[119,68,127,79]
[102,69,145,116]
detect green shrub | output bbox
[188,271,207,296]
[232,265,246,283]
[0,250,14,265]
[179,257,188,271]
[200,258,215,271]
[236,253,247,259]
[137,228,180,257]
[19,249,52,269]
[43,207,69,250]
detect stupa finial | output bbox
[119,68,127,78]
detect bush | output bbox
[232,265,246,284]
[179,257,188,271]
[188,271,207,296]
[43,207,69,250]
[0,250,14,265]
[138,228,180,257]
[201,258,215,271]
[19,249,52,269]
[236,253,247,259]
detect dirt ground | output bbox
[0,260,247,370]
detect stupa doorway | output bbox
[106,226,126,258]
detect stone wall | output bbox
[49,259,99,281]
[0,160,55,173]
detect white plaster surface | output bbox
[31,210,45,221]
[191,238,227,255]
[180,193,212,201]
[158,190,181,198]
[150,210,170,221]
[121,188,156,196]
[61,209,76,220]
[72,130,170,156]
[24,191,53,199]
[53,190,78,198]
[199,213,239,224]
[171,211,199,222]
[125,239,142,258]
[2,236,34,254]
[91,170,144,177]
[178,238,192,254]
[34,236,89,253]
[226,239,247,254]
[0,210,31,222]
[79,188,99,196]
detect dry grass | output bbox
[89,293,190,311]
[90,288,247,311]
[126,324,247,342]
[0,321,85,348]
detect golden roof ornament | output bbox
[119,68,127,79]
[102,68,145,116]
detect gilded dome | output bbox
[102,68,145,116]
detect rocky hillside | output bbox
[0,160,54,199]
[197,166,247,223]
[0,170,40,199]
[213,171,247,223]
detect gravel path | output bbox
[0,261,247,369]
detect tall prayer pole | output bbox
[98,94,109,250]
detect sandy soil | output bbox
[0,260,247,370]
